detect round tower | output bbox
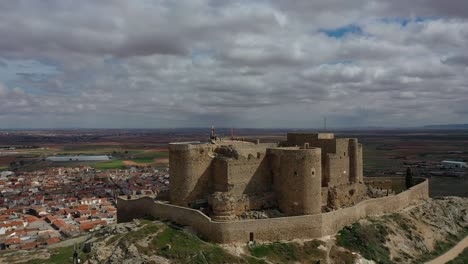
[268,147,322,215]
[169,143,214,207]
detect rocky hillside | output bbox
[1,197,467,264]
[337,196,468,263]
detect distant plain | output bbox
[0,128,466,197]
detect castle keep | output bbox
[169,132,365,220]
[117,131,429,243]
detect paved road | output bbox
[426,235,468,264]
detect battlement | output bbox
[287,132,335,140]
[168,141,212,151]
[167,131,364,219]
[117,127,433,244]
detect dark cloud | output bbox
[0,0,467,128]
[443,55,468,66]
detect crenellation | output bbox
[168,132,367,219]
[117,131,430,244]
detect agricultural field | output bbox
[0,140,170,171]
[339,130,468,197]
[0,128,466,196]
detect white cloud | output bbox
[0,0,467,128]
[0,82,6,96]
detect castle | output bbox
[169,132,367,220]
[117,131,429,243]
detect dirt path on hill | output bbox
[425,235,468,264]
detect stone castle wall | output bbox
[169,143,215,207]
[222,154,270,196]
[268,147,322,215]
[168,133,366,219]
[284,134,363,188]
[117,177,429,244]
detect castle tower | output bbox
[169,143,214,207]
[268,147,322,215]
[348,138,362,183]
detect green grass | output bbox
[92,160,125,170]
[152,226,204,259]
[127,223,161,242]
[126,151,168,164]
[249,240,327,263]
[134,151,168,159]
[59,145,148,156]
[250,242,299,262]
[26,245,87,264]
[0,166,7,171]
[130,157,156,163]
[337,222,391,264]
[151,225,242,263]
[447,248,468,264]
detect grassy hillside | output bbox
[1,197,466,264]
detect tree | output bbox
[405,167,413,189]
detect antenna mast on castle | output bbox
[210,125,216,140]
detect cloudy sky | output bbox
[0,0,467,128]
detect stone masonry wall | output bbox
[226,155,270,196]
[169,143,215,207]
[117,177,429,244]
[268,147,322,215]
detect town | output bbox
[0,166,169,250]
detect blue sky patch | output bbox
[0,58,60,84]
[319,24,363,38]
[379,17,439,27]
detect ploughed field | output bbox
[346,129,468,197]
[0,128,466,197]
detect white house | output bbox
[441,160,468,169]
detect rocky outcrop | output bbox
[337,196,468,263]
[85,220,170,264]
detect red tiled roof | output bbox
[77,204,89,210]
[46,237,61,245]
[0,215,9,221]
[24,215,40,223]
[52,219,66,228]
[5,237,21,245]
[45,215,58,222]
[79,222,94,231]
[0,220,24,228]
[20,242,38,250]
